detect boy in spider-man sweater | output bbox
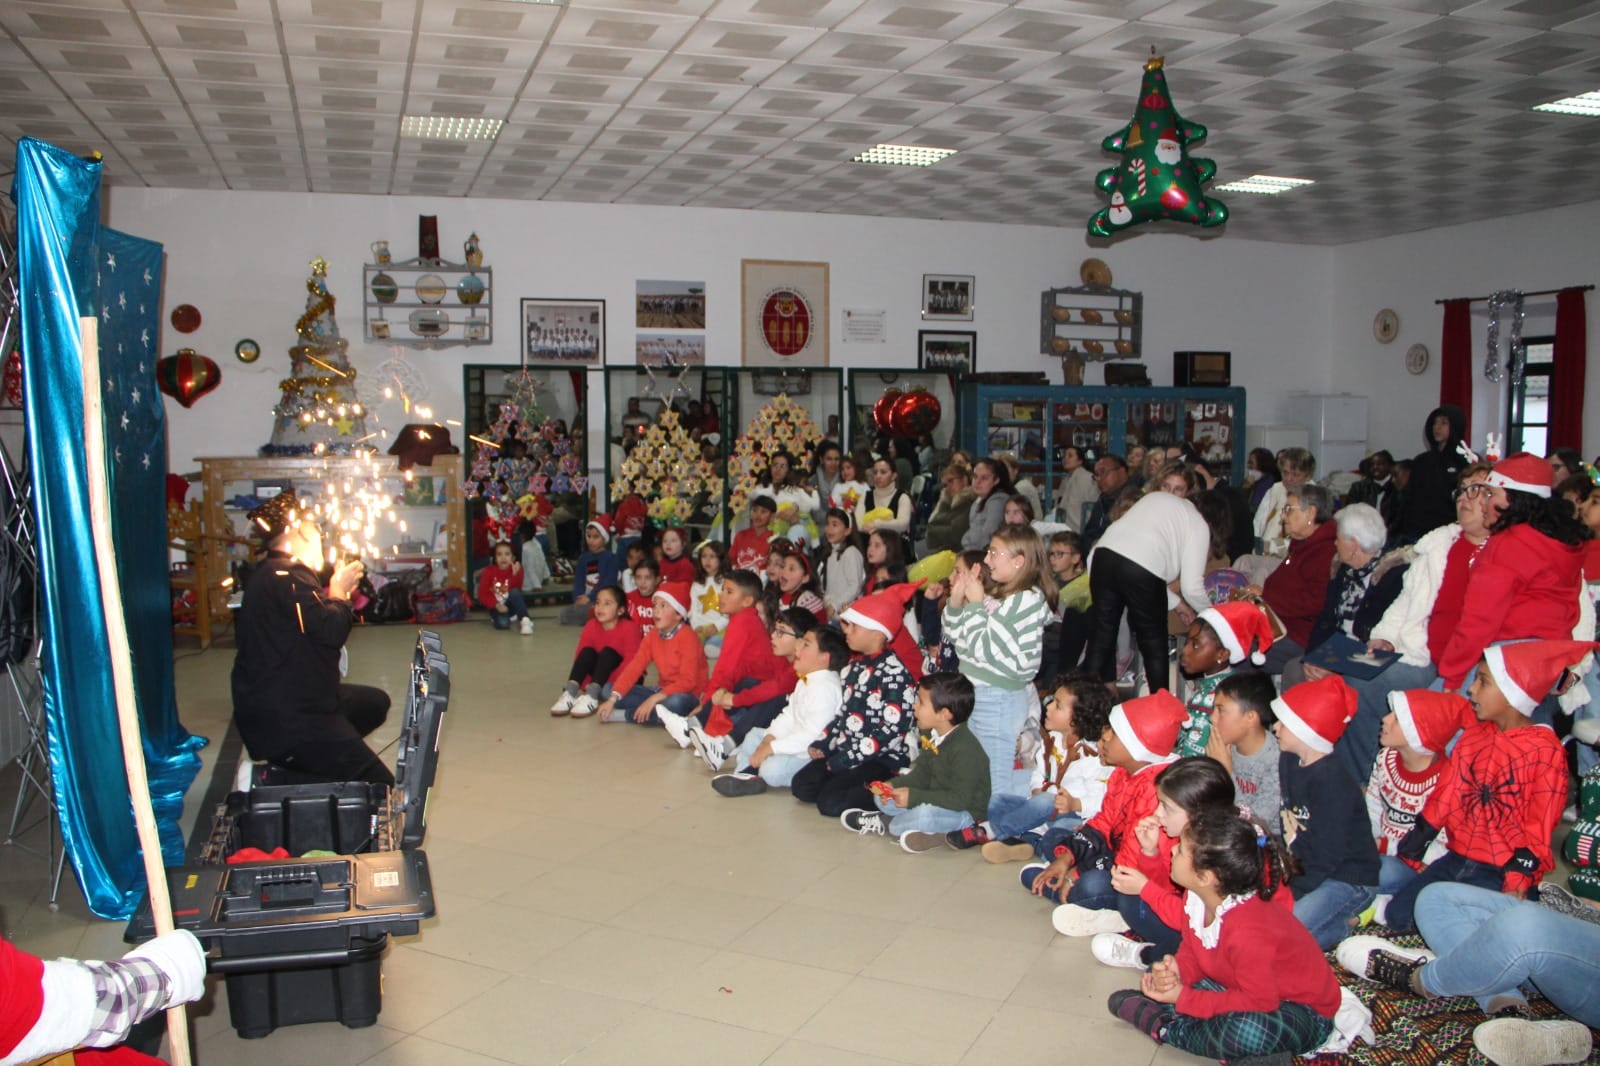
[1021,690,1186,936]
[1384,640,1596,931]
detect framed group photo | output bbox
[918,329,976,374]
[922,273,973,321]
[522,298,605,365]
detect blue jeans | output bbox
[1119,890,1180,957]
[988,790,1084,842]
[1577,669,1600,776]
[1386,849,1504,932]
[1339,659,1438,783]
[874,796,973,837]
[606,686,698,725]
[1417,882,1600,1025]
[1293,879,1376,950]
[1378,853,1418,897]
[733,730,811,787]
[968,683,1032,802]
[489,589,530,628]
[1021,862,1121,908]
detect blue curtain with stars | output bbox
[13,137,205,919]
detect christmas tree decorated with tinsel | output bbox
[262,257,375,456]
[612,408,722,529]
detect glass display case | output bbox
[960,383,1247,512]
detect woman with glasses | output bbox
[924,463,976,555]
[1242,484,1338,675]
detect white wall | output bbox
[104,186,1336,483]
[1328,201,1600,461]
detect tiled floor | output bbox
[0,611,1178,1065]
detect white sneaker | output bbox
[1050,903,1128,937]
[1334,935,1435,989]
[689,726,730,772]
[569,693,597,718]
[1091,933,1151,970]
[550,690,576,716]
[519,617,535,635]
[658,710,693,749]
[1473,1018,1593,1066]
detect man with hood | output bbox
[1398,405,1467,543]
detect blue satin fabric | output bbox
[14,137,205,919]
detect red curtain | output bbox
[1551,287,1587,452]
[1440,298,1472,438]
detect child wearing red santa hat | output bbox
[1020,690,1186,936]
[1175,601,1275,756]
[1376,640,1596,932]
[1272,675,1381,949]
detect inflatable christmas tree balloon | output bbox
[1088,56,1228,239]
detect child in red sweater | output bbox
[1384,640,1594,930]
[1109,809,1342,1062]
[1022,690,1186,935]
[657,570,794,760]
[729,495,776,575]
[656,527,695,583]
[597,582,707,726]
[551,586,641,720]
[625,558,660,627]
[476,541,531,633]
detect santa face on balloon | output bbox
[1154,130,1182,165]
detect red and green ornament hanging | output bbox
[1088,56,1228,239]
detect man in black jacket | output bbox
[230,493,393,785]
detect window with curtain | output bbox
[1506,336,1554,455]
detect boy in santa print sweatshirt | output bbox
[1364,690,1457,913]
[1022,690,1186,937]
[1379,640,1594,932]
[1272,675,1381,949]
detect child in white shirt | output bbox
[713,625,849,796]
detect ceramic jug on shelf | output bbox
[464,233,483,269]
[371,240,391,265]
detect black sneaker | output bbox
[711,772,768,798]
[1535,882,1600,927]
[840,808,888,836]
[944,824,991,850]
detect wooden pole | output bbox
[79,316,194,1066]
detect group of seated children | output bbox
[548,506,1598,1066]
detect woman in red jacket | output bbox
[1246,484,1337,675]
[1434,453,1589,701]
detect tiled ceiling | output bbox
[5,0,1600,244]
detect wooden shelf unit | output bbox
[194,455,466,629]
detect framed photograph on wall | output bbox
[922,274,973,321]
[918,329,976,373]
[521,298,605,365]
[741,259,829,367]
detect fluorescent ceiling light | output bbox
[1533,90,1600,116]
[1214,174,1315,195]
[400,115,503,141]
[852,144,957,167]
[491,0,562,4]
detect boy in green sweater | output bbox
[840,672,991,855]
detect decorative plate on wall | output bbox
[409,308,450,337]
[1373,308,1399,343]
[414,274,447,304]
[1406,343,1430,375]
[234,338,260,364]
[370,272,399,304]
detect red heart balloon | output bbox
[889,388,941,439]
[156,348,221,409]
[871,389,902,435]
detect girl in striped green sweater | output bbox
[943,522,1058,805]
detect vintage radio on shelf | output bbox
[1174,350,1232,387]
[1103,363,1151,387]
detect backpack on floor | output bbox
[412,587,470,625]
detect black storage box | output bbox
[128,630,448,1039]
[129,852,434,1038]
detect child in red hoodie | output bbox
[1022,690,1186,934]
[1109,809,1341,1063]
[1384,640,1594,930]
[657,569,794,763]
[475,541,531,633]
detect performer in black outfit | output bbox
[230,493,393,785]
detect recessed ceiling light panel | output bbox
[400,115,503,141]
[852,144,957,167]
[1533,90,1600,116]
[1214,174,1315,195]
